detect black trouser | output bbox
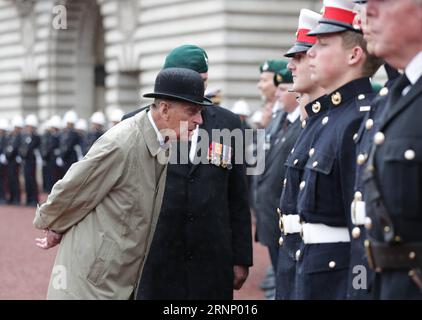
[0,164,7,202]
[7,161,20,204]
[24,159,38,204]
[44,159,61,192]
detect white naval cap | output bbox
[90,111,106,126]
[25,114,38,127]
[63,110,78,125]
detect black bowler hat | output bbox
[143,68,213,106]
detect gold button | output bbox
[358,94,365,100]
[294,159,299,166]
[365,119,374,130]
[295,249,301,261]
[404,149,416,160]
[312,101,321,113]
[299,181,306,190]
[331,92,342,105]
[322,116,329,125]
[279,236,284,246]
[379,87,389,96]
[352,227,361,239]
[409,251,416,260]
[374,132,385,145]
[312,161,318,168]
[329,261,336,268]
[357,154,366,165]
[353,133,358,141]
[291,148,295,154]
[354,191,362,201]
[364,217,372,230]
[309,148,315,157]
[302,120,307,128]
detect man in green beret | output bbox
[123,44,252,300]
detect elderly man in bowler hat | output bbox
[33,68,209,299]
[124,44,253,300]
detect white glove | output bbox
[0,154,7,165]
[56,157,64,167]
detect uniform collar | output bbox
[326,77,373,109]
[287,106,301,123]
[304,94,329,118]
[404,50,422,86]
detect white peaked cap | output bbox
[63,110,78,124]
[0,119,8,131]
[298,9,321,30]
[231,99,251,117]
[109,109,124,123]
[49,115,62,129]
[75,119,88,131]
[12,115,24,128]
[90,111,106,126]
[323,0,356,11]
[25,114,38,127]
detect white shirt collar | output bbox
[405,50,422,85]
[272,101,283,113]
[287,106,300,123]
[147,110,165,146]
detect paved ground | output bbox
[0,196,270,300]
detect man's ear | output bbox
[158,101,170,121]
[348,46,365,66]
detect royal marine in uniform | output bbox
[348,63,399,300]
[275,8,327,300]
[20,115,41,206]
[362,0,422,300]
[294,0,381,299]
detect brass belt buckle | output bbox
[277,208,284,233]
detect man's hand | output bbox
[233,265,249,290]
[35,229,63,249]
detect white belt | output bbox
[281,214,302,234]
[302,223,350,244]
[350,200,366,226]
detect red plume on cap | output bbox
[296,9,321,45]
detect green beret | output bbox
[273,65,293,86]
[259,59,288,74]
[163,44,209,73]
[371,82,383,94]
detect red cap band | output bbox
[297,28,317,44]
[323,6,356,25]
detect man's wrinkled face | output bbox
[165,101,203,141]
[257,72,277,101]
[366,0,422,66]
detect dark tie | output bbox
[384,74,410,116]
[392,74,411,102]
